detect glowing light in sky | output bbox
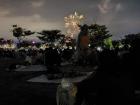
[64,11,84,38]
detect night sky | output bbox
[0,0,140,41]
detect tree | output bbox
[123,33,140,50]
[12,25,35,43]
[0,38,4,44]
[112,40,123,48]
[37,30,65,46]
[124,33,140,44]
[104,37,113,49]
[79,24,112,48]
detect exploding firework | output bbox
[64,11,84,38]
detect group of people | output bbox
[0,46,75,70]
[0,49,16,58]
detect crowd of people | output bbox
[0,34,140,105]
[0,49,16,58]
[0,46,75,70]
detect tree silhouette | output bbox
[12,25,35,43]
[0,38,5,46]
[112,40,124,48]
[79,24,112,48]
[124,33,140,44]
[37,30,65,45]
[122,33,140,50]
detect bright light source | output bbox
[64,11,84,38]
[32,41,35,44]
[97,47,103,52]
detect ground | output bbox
[0,60,139,105]
[0,70,58,105]
[0,59,56,105]
[0,60,93,105]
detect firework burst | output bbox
[64,11,84,38]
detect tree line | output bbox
[0,24,139,49]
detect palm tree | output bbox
[12,25,35,43]
[38,30,65,46]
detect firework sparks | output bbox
[64,11,84,38]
